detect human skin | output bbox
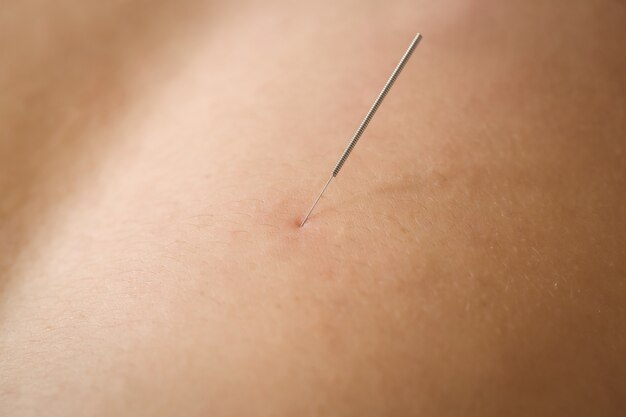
[1,0,625,416]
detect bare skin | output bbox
[1,0,625,416]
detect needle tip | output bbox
[299,175,334,229]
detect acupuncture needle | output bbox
[300,32,422,227]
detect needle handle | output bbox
[331,33,422,177]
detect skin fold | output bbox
[1,0,625,415]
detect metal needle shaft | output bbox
[300,32,422,227]
[299,175,333,227]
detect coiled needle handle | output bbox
[300,33,422,227]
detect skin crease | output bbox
[1,0,625,415]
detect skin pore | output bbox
[1,0,625,416]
